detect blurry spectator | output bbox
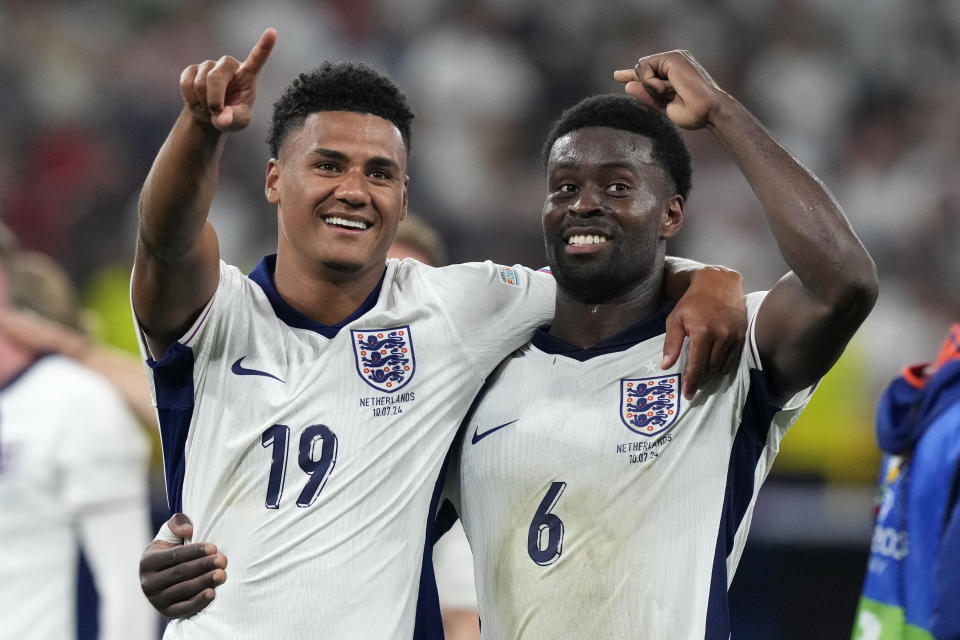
[852,324,960,639]
[387,212,448,267]
[0,270,158,431]
[0,226,156,640]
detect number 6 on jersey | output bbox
[527,481,567,566]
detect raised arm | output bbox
[132,28,276,357]
[616,51,878,405]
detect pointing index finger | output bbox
[613,68,637,83]
[239,28,277,75]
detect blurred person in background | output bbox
[387,213,447,267]
[852,323,960,640]
[0,223,156,640]
[0,292,159,433]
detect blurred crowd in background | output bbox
[1,1,958,637]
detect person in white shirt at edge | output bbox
[0,227,156,640]
[129,29,747,638]
[432,51,877,639]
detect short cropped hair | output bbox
[542,94,692,200]
[267,61,414,158]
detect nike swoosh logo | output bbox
[471,419,518,445]
[230,357,284,383]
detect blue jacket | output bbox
[853,324,960,640]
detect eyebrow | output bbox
[550,160,643,172]
[308,148,401,172]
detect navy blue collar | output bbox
[248,254,386,339]
[531,302,674,362]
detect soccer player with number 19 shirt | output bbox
[441,50,879,639]
[131,30,743,639]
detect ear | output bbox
[660,194,684,240]
[265,159,280,204]
[399,175,409,222]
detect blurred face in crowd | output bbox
[542,126,683,304]
[387,241,436,267]
[266,110,408,279]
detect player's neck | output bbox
[549,278,665,350]
[273,254,385,326]
[0,333,36,388]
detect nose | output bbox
[569,185,604,217]
[335,168,371,208]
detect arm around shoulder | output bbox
[662,256,747,397]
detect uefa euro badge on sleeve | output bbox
[620,375,681,436]
[351,326,416,393]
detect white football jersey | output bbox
[135,256,555,639]
[446,292,816,640]
[0,355,152,640]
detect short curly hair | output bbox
[542,94,692,200]
[267,61,414,158]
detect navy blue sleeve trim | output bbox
[147,342,196,513]
[434,499,460,543]
[413,455,450,640]
[704,369,781,640]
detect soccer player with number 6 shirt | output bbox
[131,29,746,638]
[438,50,878,639]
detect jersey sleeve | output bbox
[131,261,252,511]
[743,290,819,442]
[421,261,556,376]
[133,260,244,382]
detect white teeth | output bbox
[325,216,368,230]
[567,234,607,246]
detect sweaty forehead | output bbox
[548,126,656,172]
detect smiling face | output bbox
[542,126,683,304]
[266,110,408,281]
